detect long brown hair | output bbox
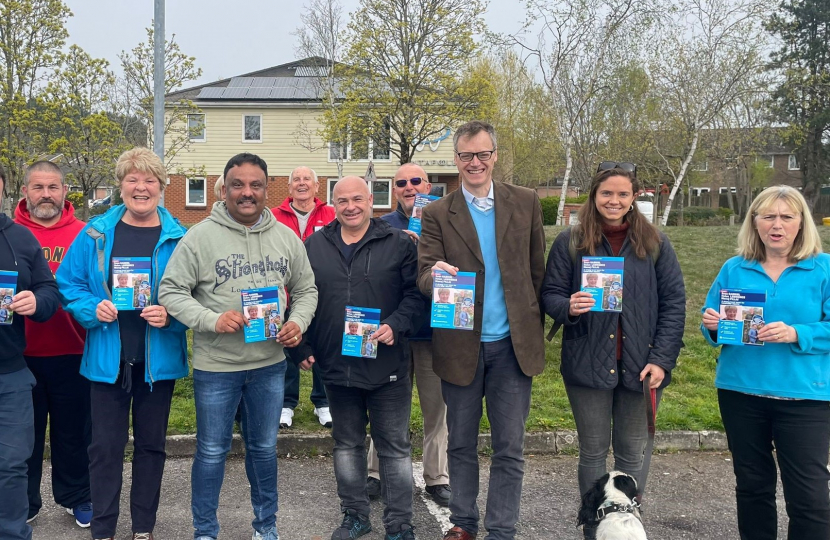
[574,168,660,258]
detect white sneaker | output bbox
[279,407,294,428]
[314,406,333,428]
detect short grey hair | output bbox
[24,161,64,186]
[453,121,497,151]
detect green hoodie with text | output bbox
[159,201,318,372]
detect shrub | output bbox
[666,206,731,226]
[539,195,588,226]
[66,191,86,210]
[90,204,110,217]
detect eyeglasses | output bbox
[597,161,637,177]
[394,177,423,188]
[456,150,496,162]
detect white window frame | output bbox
[692,187,711,196]
[718,187,737,194]
[788,154,799,170]
[188,114,206,142]
[760,155,775,168]
[329,141,348,161]
[430,183,447,198]
[186,177,207,207]
[692,161,708,172]
[370,179,392,209]
[243,114,262,143]
[326,120,392,163]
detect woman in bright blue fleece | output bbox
[701,185,830,540]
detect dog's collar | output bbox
[596,500,641,521]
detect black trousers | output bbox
[25,354,91,517]
[719,389,830,540]
[88,363,174,538]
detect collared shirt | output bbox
[461,182,495,212]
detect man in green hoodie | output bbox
[159,153,318,540]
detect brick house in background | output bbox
[162,57,460,224]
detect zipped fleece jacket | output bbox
[541,227,686,392]
[15,199,86,357]
[0,212,60,374]
[702,254,830,400]
[159,201,318,372]
[55,204,188,384]
[271,197,336,241]
[296,218,426,390]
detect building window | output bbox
[718,187,737,194]
[691,161,708,172]
[327,119,392,162]
[186,177,206,206]
[788,154,799,170]
[761,155,774,168]
[430,183,447,197]
[725,157,738,170]
[691,187,711,196]
[327,178,338,204]
[188,114,205,142]
[243,115,262,142]
[371,179,391,208]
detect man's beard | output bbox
[29,198,62,220]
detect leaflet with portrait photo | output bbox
[241,286,281,344]
[0,270,18,325]
[342,306,381,358]
[717,288,766,346]
[112,257,152,311]
[581,257,624,312]
[407,194,439,235]
[430,270,476,330]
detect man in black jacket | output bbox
[298,176,424,540]
[0,164,61,540]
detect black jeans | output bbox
[88,362,175,538]
[282,360,328,409]
[25,354,91,517]
[719,389,830,540]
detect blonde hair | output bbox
[214,175,224,200]
[737,185,821,262]
[115,147,167,190]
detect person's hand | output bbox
[702,308,721,331]
[403,230,420,244]
[432,261,458,276]
[371,324,395,346]
[277,321,302,347]
[640,363,665,389]
[10,291,37,317]
[141,305,169,328]
[569,291,595,316]
[215,310,247,333]
[299,355,315,371]
[757,322,797,344]
[96,299,118,323]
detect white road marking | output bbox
[412,460,453,532]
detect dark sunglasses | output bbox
[597,161,637,177]
[394,177,424,188]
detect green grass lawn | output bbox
[166,226,830,435]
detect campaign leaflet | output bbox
[407,194,440,235]
[430,270,476,330]
[112,257,152,310]
[342,306,381,359]
[717,289,766,346]
[581,257,624,312]
[241,286,281,343]
[0,270,18,325]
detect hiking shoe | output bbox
[366,476,381,499]
[315,406,333,428]
[443,526,476,540]
[66,502,93,528]
[386,524,416,540]
[331,509,372,539]
[132,534,154,540]
[425,484,451,507]
[253,526,280,540]
[280,407,294,429]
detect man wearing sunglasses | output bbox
[363,163,452,507]
[417,121,546,540]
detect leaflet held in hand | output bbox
[342,306,381,358]
[581,257,624,312]
[717,289,766,346]
[112,257,152,310]
[241,286,281,343]
[430,270,475,330]
[0,270,18,325]
[407,194,439,235]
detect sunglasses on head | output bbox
[597,161,637,177]
[394,177,424,188]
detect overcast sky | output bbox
[63,0,528,88]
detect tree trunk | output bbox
[556,140,573,226]
[661,129,700,226]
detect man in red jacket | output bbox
[15,161,91,528]
[271,166,335,428]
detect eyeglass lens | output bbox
[457,151,494,162]
[395,177,423,188]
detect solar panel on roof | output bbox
[246,88,273,99]
[250,77,278,87]
[222,87,249,99]
[196,87,226,99]
[228,77,254,87]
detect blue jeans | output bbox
[326,378,413,533]
[282,361,328,409]
[442,337,532,540]
[0,367,36,540]
[191,361,286,539]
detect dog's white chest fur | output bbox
[597,511,647,540]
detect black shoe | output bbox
[331,509,372,540]
[385,524,416,540]
[425,484,451,507]
[366,476,381,500]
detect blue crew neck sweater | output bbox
[467,202,510,341]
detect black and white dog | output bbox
[577,471,647,540]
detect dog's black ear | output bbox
[613,473,639,501]
[577,473,609,526]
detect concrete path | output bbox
[30,452,785,539]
